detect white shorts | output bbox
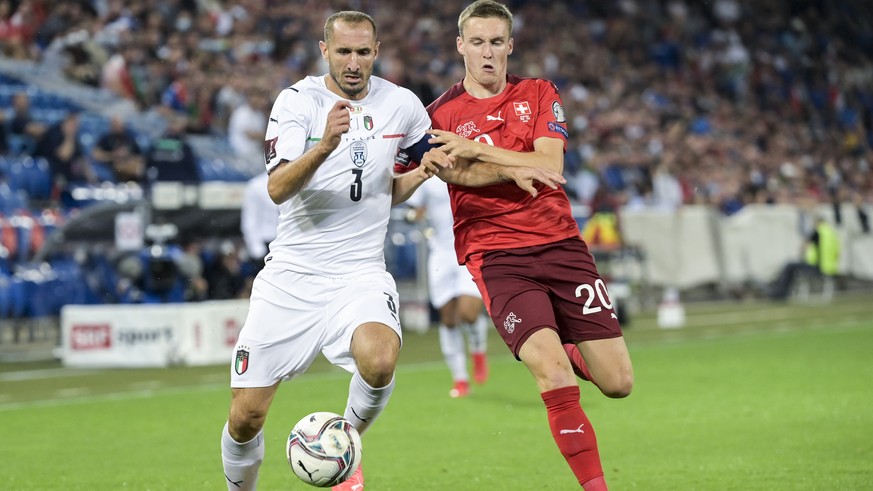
[427,248,481,310]
[231,265,403,388]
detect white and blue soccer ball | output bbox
[287,412,362,487]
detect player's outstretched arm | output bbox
[391,168,431,205]
[427,129,564,173]
[391,146,456,204]
[496,165,566,197]
[430,151,566,198]
[267,100,352,204]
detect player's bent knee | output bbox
[600,372,633,398]
[228,406,267,441]
[355,346,398,387]
[359,354,397,384]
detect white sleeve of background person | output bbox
[241,172,274,259]
[265,76,430,277]
[419,177,456,256]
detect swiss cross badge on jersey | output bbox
[513,101,532,122]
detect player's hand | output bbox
[418,147,455,179]
[501,166,566,198]
[427,129,477,159]
[320,100,353,152]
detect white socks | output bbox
[439,324,468,382]
[344,370,395,435]
[464,315,489,354]
[221,422,264,491]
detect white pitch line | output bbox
[0,360,451,412]
[0,368,101,382]
[56,387,89,398]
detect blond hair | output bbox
[458,0,513,37]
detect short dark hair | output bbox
[458,0,513,37]
[324,11,377,44]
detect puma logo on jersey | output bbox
[486,111,504,122]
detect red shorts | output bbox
[465,236,623,359]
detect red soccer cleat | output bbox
[472,352,489,384]
[332,464,364,491]
[449,380,470,398]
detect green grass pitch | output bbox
[1,295,872,490]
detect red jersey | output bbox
[428,76,579,263]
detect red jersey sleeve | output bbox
[532,80,569,152]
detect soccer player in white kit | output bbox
[405,177,490,398]
[220,12,438,491]
[240,171,278,279]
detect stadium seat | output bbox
[89,161,117,183]
[8,275,28,318]
[13,213,35,262]
[30,108,67,125]
[7,159,27,193]
[0,185,28,215]
[48,259,89,307]
[28,157,54,199]
[5,133,36,156]
[6,157,52,200]
[20,272,49,318]
[0,274,10,319]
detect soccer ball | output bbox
[287,412,363,487]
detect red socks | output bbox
[563,343,596,384]
[541,385,606,489]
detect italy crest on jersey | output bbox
[234,346,250,375]
[363,115,374,131]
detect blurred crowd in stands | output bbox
[1,0,870,212]
[0,0,871,311]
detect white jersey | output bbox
[241,172,279,260]
[406,177,456,255]
[407,177,481,308]
[264,75,430,276]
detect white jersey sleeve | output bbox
[398,88,431,150]
[264,87,314,172]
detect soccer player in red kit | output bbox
[413,1,635,489]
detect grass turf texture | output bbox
[1,295,871,490]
